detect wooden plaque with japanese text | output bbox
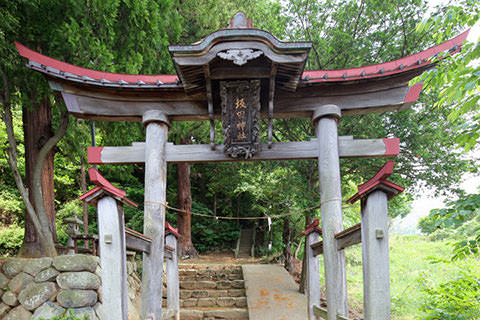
[220,80,261,159]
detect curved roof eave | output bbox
[168,28,312,55]
[302,29,469,83]
[15,41,179,87]
[15,29,469,89]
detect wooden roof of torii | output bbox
[15,12,469,122]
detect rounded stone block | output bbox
[53,255,97,272]
[56,289,98,308]
[0,272,9,288]
[8,273,33,294]
[18,282,57,311]
[4,305,32,320]
[56,272,100,290]
[3,259,26,278]
[69,306,98,320]
[197,298,216,307]
[217,297,235,307]
[34,268,59,283]
[0,302,11,318]
[23,258,53,276]
[31,301,65,320]
[2,291,18,307]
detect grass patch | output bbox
[318,235,480,320]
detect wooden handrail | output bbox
[311,223,362,256]
[313,305,350,320]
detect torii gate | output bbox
[16,12,468,320]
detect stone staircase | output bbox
[164,264,249,319]
[237,229,253,258]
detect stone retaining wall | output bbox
[0,254,142,320]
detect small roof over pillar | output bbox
[165,222,181,238]
[347,161,404,204]
[80,168,138,207]
[303,218,322,236]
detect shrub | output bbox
[0,224,24,256]
[419,271,480,320]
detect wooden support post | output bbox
[166,233,180,320]
[97,196,128,320]
[313,105,348,320]
[361,190,390,320]
[142,110,169,320]
[80,168,137,320]
[346,161,404,320]
[304,220,322,320]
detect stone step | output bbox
[180,289,246,299]
[181,307,249,320]
[181,296,247,308]
[180,280,245,290]
[162,295,247,308]
[179,268,242,276]
[179,265,243,271]
[163,289,245,301]
[179,272,243,281]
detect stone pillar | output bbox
[142,110,169,320]
[361,190,390,320]
[313,105,348,320]
[97,196,128,320]
[166,234,180,320]
[305,226,321,320]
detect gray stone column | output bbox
[313,105,348,320]
[361,190,390,320]
[142,110,169,320]
[97,196,128,320]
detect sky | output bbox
[392,1,480,235]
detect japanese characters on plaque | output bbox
[220,80,261,159]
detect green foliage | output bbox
[419,194,480,233]
[418,0,480,151]
[187,202,240,253]
[0,224,24,256]
[419,270,480,320]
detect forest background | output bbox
[0,0,479,319]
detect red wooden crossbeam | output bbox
[303,218,322,236]
[347,161,404,204]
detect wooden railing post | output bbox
[97,196,128,320]
[313,105,348,320]
[303,219,322,320]
[347,161,404,320]
[361,190,390,319]
[80,168,138,320]
[142,110,169,320]
[165,223,181,320]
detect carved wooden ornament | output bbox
[218,49,263,66]
[221,80,261,159]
